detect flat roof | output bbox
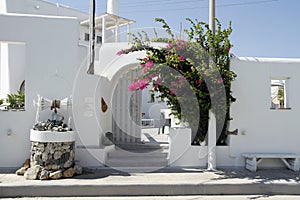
[236,57,300,63]
[80,13,135,30]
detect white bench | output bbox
[242,153,300,172]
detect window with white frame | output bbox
[270,77,290,109]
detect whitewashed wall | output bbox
[0,13,78,168]
[228,57,300,167]
[167,57,300,169]
[0,43,26,98]
[2,0,88,20]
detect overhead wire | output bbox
[120,0,279,13]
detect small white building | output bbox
[0,0,300,172]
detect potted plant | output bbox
[7,90,25,110]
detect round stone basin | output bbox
[30,129,76,143]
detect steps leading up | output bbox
[105,142,169,171]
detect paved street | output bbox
[3,196,300,200]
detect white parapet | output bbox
[30,129,76,143]
[168,127,191,165]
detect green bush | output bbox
[7,91,25,109]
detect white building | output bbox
[0,0,300,172]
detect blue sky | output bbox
[49,0,300,58]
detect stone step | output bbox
[107,149,168,159]
[114,143,169,150]
[105,157,168,168]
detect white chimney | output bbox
[107,0,119,15]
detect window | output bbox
[85,34,102,44]
[96,36,102,44]
[84,33,89,41]
[271,78,290,109]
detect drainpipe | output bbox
[207,0,217,171]
[87,0,96,74]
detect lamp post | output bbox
[207,0,217,171]
[209,0,215,34]
[87,0,96,74]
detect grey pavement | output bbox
[1,167,300,197]
[2,196,300,200]
[5,195,300,200]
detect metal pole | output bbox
[209,0,215,34]
[87,0,95,74]
[207,0,217,171]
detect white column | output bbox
[127,24,131,42]
[102,16,106,43]
[0,43,10,99]
[115,20,119,43]
[207,110,216,170]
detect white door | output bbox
[112,70,142,143]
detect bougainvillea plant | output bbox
[117,18,236,145]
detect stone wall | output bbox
[30,141,74,170]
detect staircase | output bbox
[105,142,169,172]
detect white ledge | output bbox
[30,129,76,143]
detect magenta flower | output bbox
[170,89,177,94]
[179,56,185,61]
[156,78,162,85]
[128,81,139,91]
[144,60,154,69]
[138,77,150,90]
[195,80,202,85]
[176,45,184,51]
[166,43,173,49]
[171,81,177,87]
[150,73,158,78]
[117,50,124,56]
[179,76,185,84]
[217,78,223,84]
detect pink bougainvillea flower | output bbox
[128,81,139,91]
[138,77,150,90]
[144,60,154,69]
[170,89,177,95]
[150,73,158,78]
[176,45,184,51]
[117,50,124,56]
[195,80,202,85]
[166,43,173,49]
[171,81,177,87]
[179,56,185,61]
[217,78,223,84]
[179,76,185,84]
[156,78,162,85]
